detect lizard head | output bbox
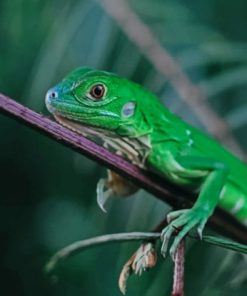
[45,67,152,138]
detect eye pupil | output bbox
[90,84,105,99]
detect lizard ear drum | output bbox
[121,102,136,118]
[89,84,105,99]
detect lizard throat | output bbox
[54,114,151,168]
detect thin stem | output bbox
[172,240,185,296]
[45,232,160,273]
[44,231,247,274]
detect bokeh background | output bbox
[1,0,247,295]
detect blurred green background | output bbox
[1,0,247,295]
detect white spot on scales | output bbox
[219,187,226,200]
[230,197,245,215]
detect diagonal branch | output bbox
[99,0,246,160]
[0,93,247,244]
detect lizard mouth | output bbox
[54,114,115,139]
[53,114,150,168]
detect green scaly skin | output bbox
[45,67,247,259]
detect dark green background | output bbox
[1,0,247,295]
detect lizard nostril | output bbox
[45,89,59,112]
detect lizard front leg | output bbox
[161,156,229,259]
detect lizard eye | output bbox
[89,84,105,99]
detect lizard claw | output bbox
[166,209,188,223]
[96,178,112,212]
[161,208,209,260]
[197,218,207,240]
[160,226,175,258]
[96,170,138,212]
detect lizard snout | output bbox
[45,88,59,113]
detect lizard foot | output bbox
[118,242,157,294]
[161,208,208,260]
[131,242,157,276]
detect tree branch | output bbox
[0,93,247,244]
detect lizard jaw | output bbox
[53,114,150,168]
[54,114,114,138]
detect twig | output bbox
[45,231,247,274]
[99,0,246,160]
[172,240,185,296]
[45,232,160,273]
[189,233,247,254]
[1,93,247,244]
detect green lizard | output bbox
[45,67,247,259]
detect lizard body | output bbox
[45,67,247,256]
